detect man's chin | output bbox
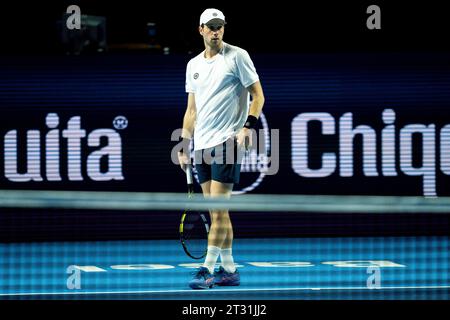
[208,40,221,48]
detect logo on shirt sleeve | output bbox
[193,73,199,80]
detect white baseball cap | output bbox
[199,8,226,26]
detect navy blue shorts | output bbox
[194,138,243,185]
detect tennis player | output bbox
[178,8,265,289]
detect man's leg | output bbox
[200,180,234,248]
[222,221,234,249]
[200,181,233,249]
[188,180,233,289]
[209,180,233,246]
[208,181,240,286]
[201,180,233,274]
[189,140,240,289]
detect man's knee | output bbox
[211,210,230,222]
[201,181,211,196]
[210,180,233,196]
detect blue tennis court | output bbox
[1,236,448,299]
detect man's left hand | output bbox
[236,127,252,150]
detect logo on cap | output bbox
[213,13,218,17]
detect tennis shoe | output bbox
[189,267,215,289]
[214,266,240,286]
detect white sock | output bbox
[220,248,236,273]
[203,246,221,274]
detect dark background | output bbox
[1,1,450,54]
[0,1,449,242]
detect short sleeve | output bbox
[235,49,259,88]
[185,61,195,93]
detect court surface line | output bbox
[1,285,450,297]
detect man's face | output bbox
[199,22,225,47]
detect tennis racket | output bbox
[179,164,210,259]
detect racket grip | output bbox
[186,164,193,185]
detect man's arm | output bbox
[236,81,265,149]
[182,93,197,139]
[247,80,265,118]
[178,93,196,171]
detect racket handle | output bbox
[186,164,194,189]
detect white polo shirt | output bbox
[185,42,259,151]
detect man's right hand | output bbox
[178,151,190,172]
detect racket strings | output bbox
[181,211,209,258]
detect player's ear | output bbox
[198,25,204,35]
